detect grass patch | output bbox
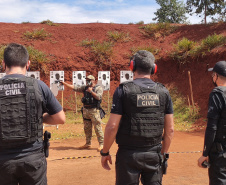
[140,23,178,39]
[0,45,49,74]
[168,85,200,131]
[107,31,131,42]
[171,34,226,63]
[21,21,30,24]
[23,28,52,40]
[90,41,113,67]
[0,45,7,64]
[80,39,98,47]
[199,33,226,51]
[80,39,113,67]
[136,21,144,25]
[40,19,59,26]
[171,38,196,64]
[26,46,49,74]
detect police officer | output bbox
[61,75,104,151]
[198,61,226,184]
[101,50,174,185]
[0,43,65,185]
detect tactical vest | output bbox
[0,77,43,149]
[116,81,166,147]
[213,87,226,143]
[82,85,101,108]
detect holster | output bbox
[43,131,51,158]
[99,107,106,119]
[162,153,169,175]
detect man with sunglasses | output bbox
[61,75,104,152]
[198,61,226,184]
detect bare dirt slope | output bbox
[0,22,225,117]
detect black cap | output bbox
[208,61,226,77]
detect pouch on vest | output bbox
[0,77,43,148]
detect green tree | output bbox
[186,0,226,24]
[153,0,188,23]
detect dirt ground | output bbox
[46,124,208,185]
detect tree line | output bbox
[153,0,225,24]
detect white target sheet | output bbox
[73,71,86,87]
[120,71,133,83]
[50,71,64,91]
[98,71,110,91]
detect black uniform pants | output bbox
[115,145,163,185]
[0,152,47,185]
[209,151,226,185]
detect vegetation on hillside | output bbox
[171,33,226,64]
[23,28,52,40]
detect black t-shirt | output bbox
[111,78,174,115]
[0,74,63,160]
[203,86,226,156]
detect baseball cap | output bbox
[86,75,95,80]
[208,61,226,77]
[134,50,155,68]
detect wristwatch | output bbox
[100,149,109,156]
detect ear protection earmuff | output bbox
[129,58,136,72]
[129,58,157,74]
[151,64,157,75]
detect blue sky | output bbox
[0,0,205,24]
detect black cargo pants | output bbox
[209,151,226,185]
[115,144,163,185]
[0,152,47,185]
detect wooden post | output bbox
[187,95,190,107]
[61,91,64,109]
[108,90,110,113]
[75,92,77,114]
[188,71,194,112]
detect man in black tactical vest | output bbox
[101,50,174,185]
[198,61,226,185]
[60,75,105,152]
[0,43,65,185]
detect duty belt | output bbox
[83,105,97,109]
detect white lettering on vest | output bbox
[1,82,25,96]
[137,93,160,107]
[5,89,22,95]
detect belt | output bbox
[83,105,97,109]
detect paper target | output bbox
[50,71,64,91]
[26,71,40,80]
[0,73,6,78]
[120,71,133,83]
[98,71,110,91]
[73,71,86,87]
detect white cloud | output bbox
[0,0,207,24]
